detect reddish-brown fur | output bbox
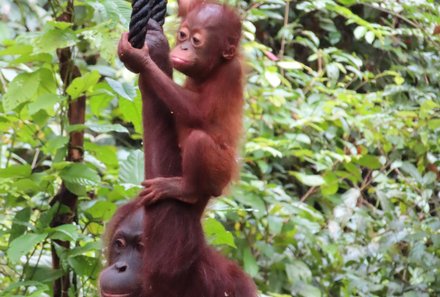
[119,0,244,207]
[101,199,256,297]
[99,1,256,296]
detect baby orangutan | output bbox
[118,0,244,207]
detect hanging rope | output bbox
[129,0,168,49]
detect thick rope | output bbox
[129,0,168,48]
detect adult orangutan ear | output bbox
[222,45,236,60]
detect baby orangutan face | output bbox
[170,4,238,79]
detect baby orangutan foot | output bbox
[138,177,198,205]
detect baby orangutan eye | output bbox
[191,33,203,47]
[178,30,187,41]
[192,37,201,46]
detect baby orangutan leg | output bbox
[139,130,234,205]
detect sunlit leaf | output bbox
[290,172,325,187]
[203,218,236,248]
[119,150,144,184]
[60,163,101,187]
[8,233,48,263]
[105,78,136,101]
[67,71,101,99]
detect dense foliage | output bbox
[0,0,439,296]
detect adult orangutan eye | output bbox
[136,241,145,251]
[114,238,126,249]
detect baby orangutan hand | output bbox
[118,32,151,73]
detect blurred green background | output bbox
[0,0,439,296]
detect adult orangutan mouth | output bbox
[100,290,133,297]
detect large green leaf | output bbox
[84,200,116,221]
[105,78,136,101]
[34,26,77,53]
[119,96,143,133]
[68,255,101,277]
[60,163,101,187]
[8,233,48,263]
[66,71,101,99]
[50,224,79,242]
[119,150,144,184]
[0,165,32,178]
[203,218,236,248]
[2,72,40,112]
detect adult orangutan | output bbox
[100,200,256,297]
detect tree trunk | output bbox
[50,1,86,296]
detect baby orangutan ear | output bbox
[222,44,236,60]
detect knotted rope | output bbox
[129,0,168,48]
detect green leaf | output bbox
[203,218,236,248]
[46,21,73,30]
[420,100,438,118]
[43,136,69,155]
[85,201,116,220]
[66,71,101,99]
[105,78,136,101]
[286,260,312,283]
[23,266,63,283]
[64,181,87,196]
[267,215,283,235]
[265,71,281,87]
[278,60,303,70]
[68,255,100,277]
[243,247,258,277]
[37,204,59,230]
[428,119,440,130]
[9,208,31,244]
[88,123,129,133]
[35,27,77,53]
[321,172,338,195]
[400,162,422,183]
[297,283,322,297]
[0,165,32,178]
[365,31,375,44]
[85,143,118,168]
[8,233,47,263]
[2,72,40,112]
[342,188,360,208]
[290,172,325,186]
[0,44,33,56]
[119,150,144,184]
[338,0,356,5]
[394,75,404,85]
[28,94,64,115]
[60,163,101,187]
[119,96,143,133]
[326,63,340,81]
[66,124,87,133]
[2,68,57,112]
[357,155,382,170]
[50,224,79,242]
[353,26,367,40]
